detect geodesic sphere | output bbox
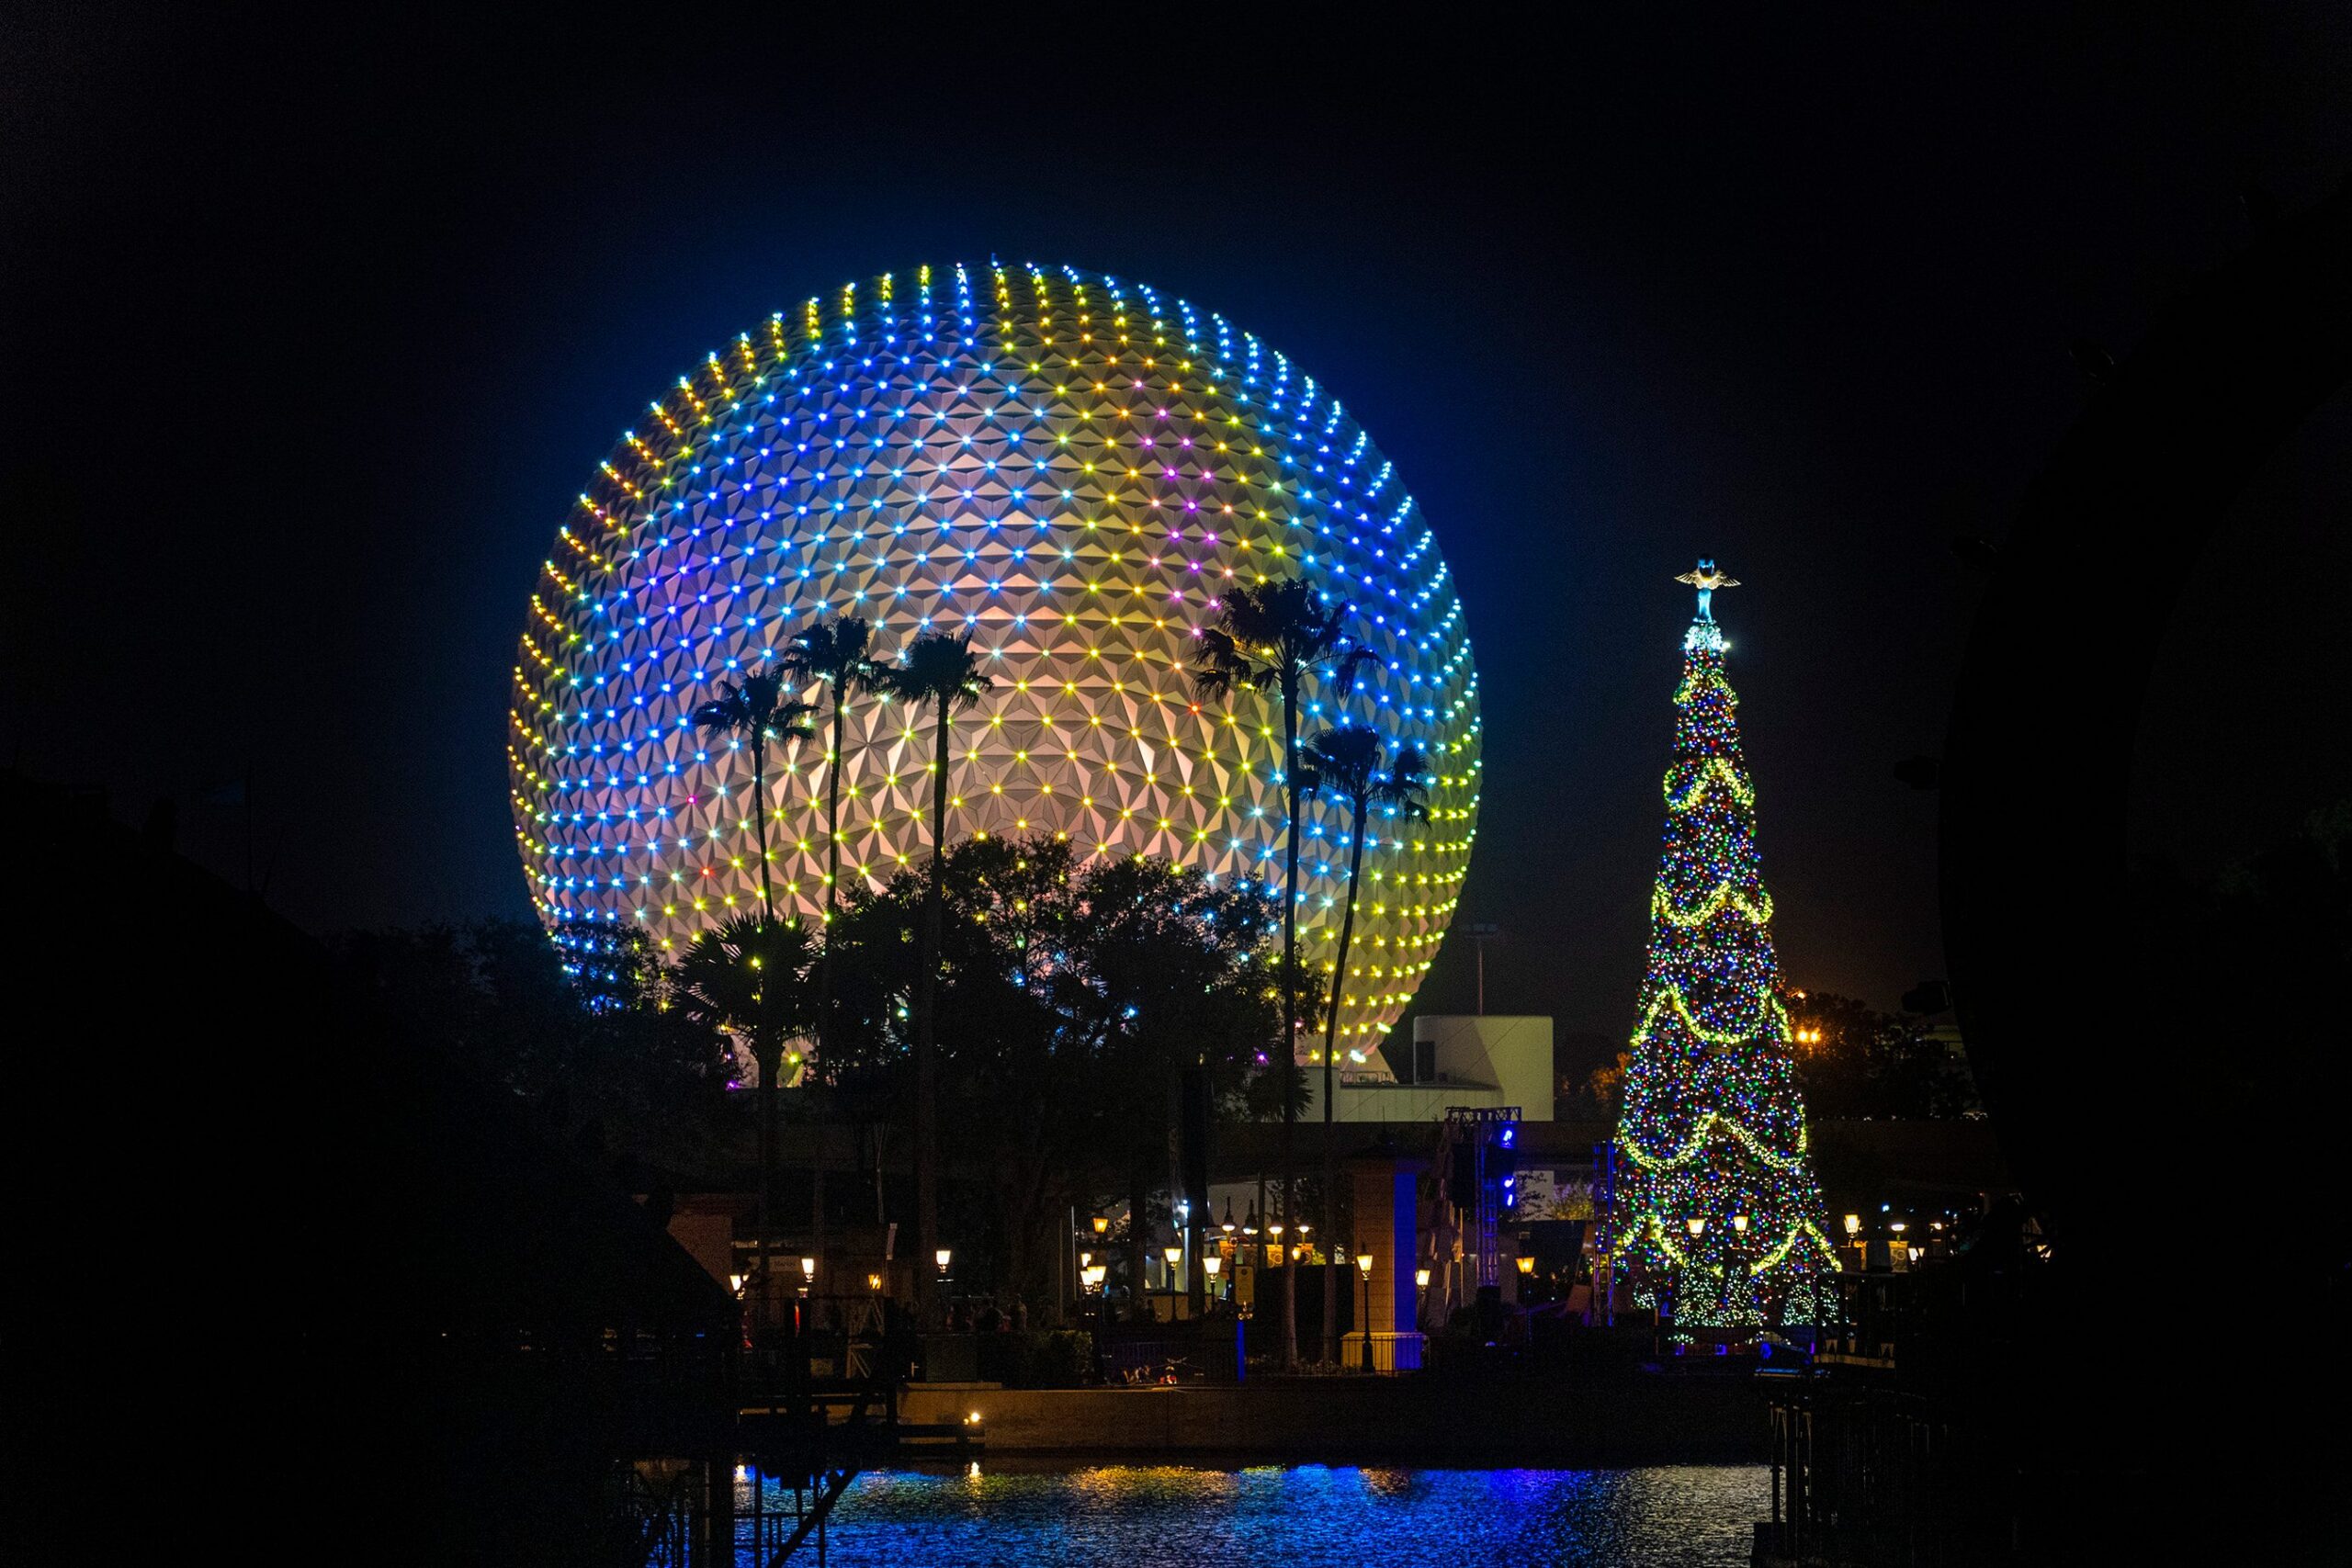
[510,264,1482,1059]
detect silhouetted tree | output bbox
[1191,578,1371,1365]
[821,835,1280,1309]
[1295,728,1431,1353]
[777,614,881,1057]
[690,671,819,922]
[871,631,995,1313]
[1786,991,1978,1119]
[335,918,733,1160]
[674,915,819,1301]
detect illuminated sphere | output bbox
[511,264,1482,1058]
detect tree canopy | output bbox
[335,919,736,1163]
[1786,991,1980,1120]
[818,834,1283,1295]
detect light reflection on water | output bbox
[786,1462,1765,1567]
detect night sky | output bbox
[8,12,2346,1043]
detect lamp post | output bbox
[1204,1253,1224,1301]
[1414,1266,1431,1331]
[1354,1250,1376,1372]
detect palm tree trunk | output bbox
[756,1044,776,1329]
[752,741,775,923]
[818,698,846,1058]
[751,741,776,1313]
[1322,815,1367,1364]
[913,696,950,1324]
[813,699,847,1272]
[1279,675,1300,1371]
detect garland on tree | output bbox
[1608,561,1837,1330]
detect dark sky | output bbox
[7,11,2346,1040]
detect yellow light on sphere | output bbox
[509,264,1484,1064]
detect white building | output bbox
[1298,1014,1555,1123]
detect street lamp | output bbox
[1842,1213,1861,1236]
[1730,1214,1749,1235]
[1354,1250,1376,1372]
[1092,1215,1110,1238]
[1222,1200,1237,1237]
[935,1247,953,1272]
[800,1257,817,1294]
[1685,1217,1707,1238]
[1203,1253,1223,1300]
[866,1272,883,1293]
[1163,1245,1182,1294]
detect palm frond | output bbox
[762,696,822,745]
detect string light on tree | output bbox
[1605,560,1838,1331]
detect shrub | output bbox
[974,1329,1095,1388]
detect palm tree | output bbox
[690,671,820,922]
[1191,579,1370,1366]
[1295,728,1433,1361]
[675,914,819,1317]
[778,615,881,1055]
[872,630,995,1314]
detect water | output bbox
[788,1461,1766,1566]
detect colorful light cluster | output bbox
[1606,568,1837,1329]
[509,264,1482,1055]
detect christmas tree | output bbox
[1607,561,1838,1331]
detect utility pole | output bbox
[1465,922,1502,1014]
